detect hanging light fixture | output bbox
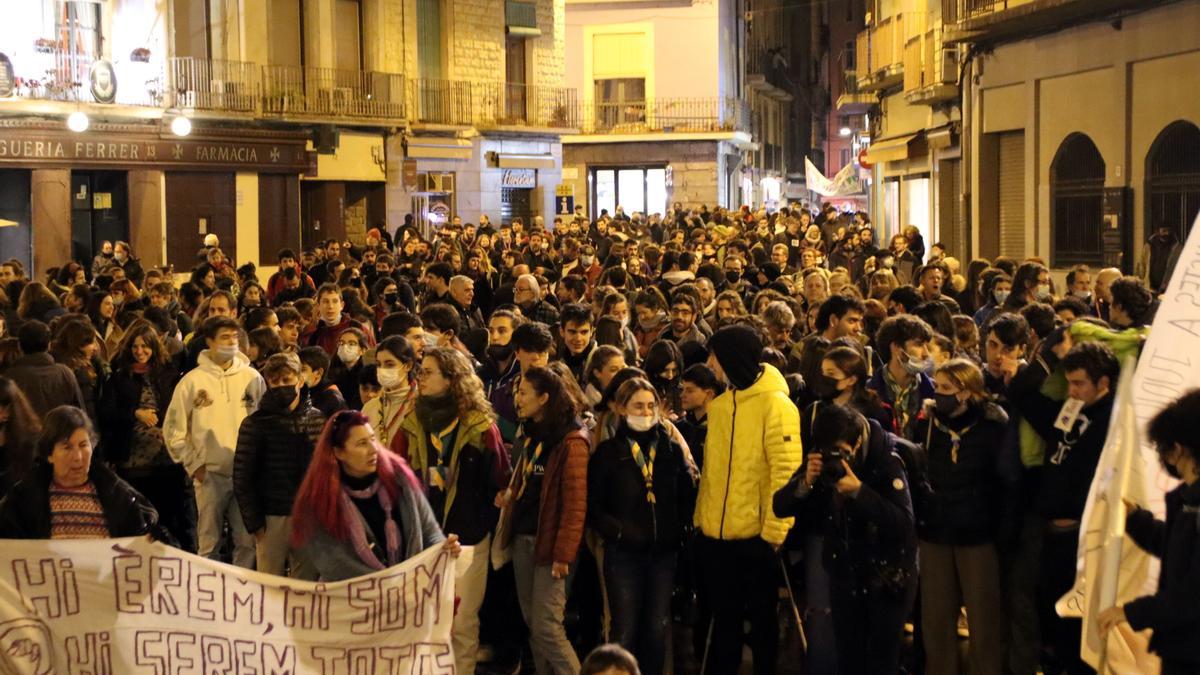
[170,115,192,137]
[67,111,90,133]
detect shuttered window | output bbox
[997,131,1025,259]
[1051,133,1105,266]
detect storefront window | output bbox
[882,178,900,240]
[904,176,931,246]
[618,169,645,214]
[590,166,665,219]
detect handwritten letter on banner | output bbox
[0,538,459,674]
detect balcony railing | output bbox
[855,13,907,91]
[747,47,792,94]
[577,97,748,135]
[903,27,959,104]
[8,48,164,106]
[406,78,474,125]
[169,57,257,112]
[262,65,405,118]
[472,82,579,128]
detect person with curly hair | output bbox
[396,346,510,674]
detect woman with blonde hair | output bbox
[396,346,509,675]
[913,358,1011,675]
[712,290,748,329]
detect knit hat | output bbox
[708,325,763,390]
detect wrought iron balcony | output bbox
[945,0,1152,45]
[262,65,405,119]
[855,14,907,92]
[169,58,257,112]
[472,82,579,129]
[903,27,959,105]
[577,97,749,135]
[5,48,163,107]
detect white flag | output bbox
[1057,212,1200,673]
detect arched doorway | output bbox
[1051,133,1105,267]
[1145,120,1200,242]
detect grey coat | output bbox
[301,469,446,581]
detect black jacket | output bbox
[1008,352,1113,521]
[588,422,695,555]
[99,364,180,466]
[775,419,918,597]
[911,401,1013,545]
[303,380,347,418]
[231,391,326,534]
[0,462,167,541]
[4,352,85,418]
[1123,481,1200,665]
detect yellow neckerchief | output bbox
[928,412,978,464]
[629,439,657,504]
[427,418,461,490]
[378,383,417,444]
[516,435,546,500]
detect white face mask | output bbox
[626,414,658,432]
[213,344,239,362]
[337,344,361,365]
[1037,283,1052,300]
[376,367,403,390]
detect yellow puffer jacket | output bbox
[694,364,803,545]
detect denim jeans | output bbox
[802,534,838,675]
[603,547,676,675]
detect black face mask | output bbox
[725,270,741,284]
[934,392,962,418]
[487,343,513,362]
[384,292,399,305]
[813,375,843,401]
[267,385,299,409]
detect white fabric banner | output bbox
[804,157,863,197]
[1057,213,1200,673]
[0,538,459,674]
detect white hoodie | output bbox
[164,350,266,477]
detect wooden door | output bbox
[165,172,236,269]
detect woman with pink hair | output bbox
[290,410,460,581]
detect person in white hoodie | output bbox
[165,315,266,568]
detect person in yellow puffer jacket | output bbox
[695,324,803,675]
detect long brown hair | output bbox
[422,347,493,420]
[112,320,167,370]
[0,376,40,483]
[51,319,99,373]
[16,282,60,321]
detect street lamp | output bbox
[839,126,852,137]
[170,115,192,137]
[67,111,90,133]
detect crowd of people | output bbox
[0,200,1196,675]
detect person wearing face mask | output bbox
[231,353,326,578]
[911,359,1012,675]
[111,241,145,287]
[587,378,694,675]
[577,245,602,287]
[774,404,917,675]
[361,336,419,451]
[100,322,194,551]
[1097,390,1200,675]
[868,315,936,442]
[973,272,1013,329]
[395,347,510,675]
[327,328,368,411]
[164,316,267,569]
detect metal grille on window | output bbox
[1051,133,1105,266]
[501,187,533,227]
[1146,121,1200,242]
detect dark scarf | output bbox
[414,392,458,432]
[340,470,402,570]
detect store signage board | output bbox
[501,169,536,188]
[0,130,313,173]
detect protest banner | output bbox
[804,158,863,197]
[0,537,460,674]
[1057,212,1200,673]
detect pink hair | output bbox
[290,411,420,548]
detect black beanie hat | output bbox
[709,325,763,390]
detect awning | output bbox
[406,137,472,160]
[926,126,957,150]
[497,153,556,169]
[863,133,919,164]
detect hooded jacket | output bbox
[694,364,803,545]
[164,351,267,477]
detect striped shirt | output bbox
[49,481,110,540]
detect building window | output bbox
[844,41,856,71]
[335,0,363,71]
[1051,133,1106,266]
[55,1,102,58]
[840,148,852,168]
[1145,120,1200,243]
[594,78,646,129]
[589,166,666,220]
[416,0,443,79]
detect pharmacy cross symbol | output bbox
[172,144,183,160]
[271,147,280,162]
